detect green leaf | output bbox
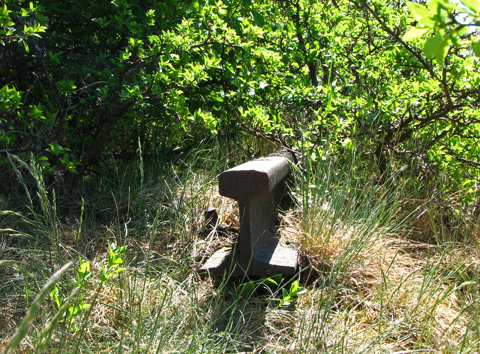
[419,15,436,27]
[49,285,61,308]
[238,281,255,296]
[0,4,12,18]
[461,0,480,14]
[77,259,91,287]
[290,280,299,295]
[49,143,69,155]
[108,253,123,268]
[107,244,125,269]
[106,267,124,278]
[22,40,29,52]
[263,276,280,286]
[403,27,432,41]
[66,295,90,321]
[407,2,431,21]
[100,264,108,284]
[474,40,480,57]
[424,34,448,65]
[250,9,265,27]
[455,25,468,36]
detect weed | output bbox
[279,280,307,308]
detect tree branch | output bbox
[355,0,438,80]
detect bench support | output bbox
[200,155,299,277]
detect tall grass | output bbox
[1,138,479,353]
[279,143,480,352]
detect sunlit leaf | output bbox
[474,40,480,56]
[455,25,468,36]
[77,259,91,286]
[407,2,431,21]
[424,34,448,65]
[403,27,432,40]
[461,0,480,14]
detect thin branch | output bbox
[356,0,438,80]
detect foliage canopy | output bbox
[1,0,479,201]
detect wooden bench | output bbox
[200,154,299,277]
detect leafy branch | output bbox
[403,0,480,65]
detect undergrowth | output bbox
[1,138,479,353]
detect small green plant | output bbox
[237,276,307,308]
[31,244,126,352]
[49,244,126,322]
[237,274,282,297]
[279,280,306,308]
[49,257,92,323]
[100,243,126,284]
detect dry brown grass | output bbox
[278,204,480,352]
[2,143,480,353]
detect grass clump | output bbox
[278,146,480,352]
[1,138,480,353]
